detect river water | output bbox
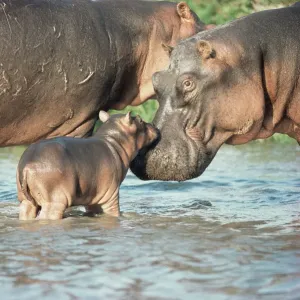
[0,141,299,300]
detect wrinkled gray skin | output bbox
[0,0,206,147]
[131,3,300,181]
[17,111,158,220]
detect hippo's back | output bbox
[18,136,115,181]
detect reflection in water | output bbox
[0,142,299,299]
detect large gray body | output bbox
[0,0,205,146]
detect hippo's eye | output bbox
[183,80,191,87]
[182,79,195,92]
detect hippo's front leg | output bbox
[100,191,120,217]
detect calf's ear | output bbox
[197,40,216,59]
[99,111,110,123]
[176,2,192,20]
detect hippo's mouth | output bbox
[130,122,213,181]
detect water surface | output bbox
[0,142,299,299]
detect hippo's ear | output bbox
[176,2,192,20]
[162,43,174,55]
[124,111,133,125]
[99,110,110,123]
[197,40,216,59]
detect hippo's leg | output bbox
[38,202,67,220]
[101,192,120,217]
[19,200,39,220]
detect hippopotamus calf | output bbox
[17,112,158,220]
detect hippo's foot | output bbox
[38,202,67,220]
[19,200,39,220]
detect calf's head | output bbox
[131,35,265,181]
[98,111,159,152]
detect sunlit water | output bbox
[0,142,299,300]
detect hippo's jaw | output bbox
[131,147,207,182]
[130,111,239,181]
[130,118,215,181]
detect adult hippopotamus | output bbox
[131,4,300,181]
[0,0,206,147]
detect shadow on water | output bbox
[0,141,299,299]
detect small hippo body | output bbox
[17,112,158,220]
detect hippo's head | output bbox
[98,111,159,151]
[131,31,265,181]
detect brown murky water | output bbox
[0,142,299,299]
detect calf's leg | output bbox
[19,200,39,220]
[101,192,120,217]
[38,190,69,220]
[38,202,67,220]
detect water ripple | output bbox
[0,143,299,299]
